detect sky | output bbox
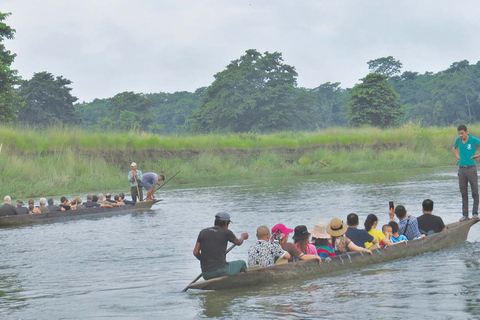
[2,0,480,103]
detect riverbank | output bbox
[0,123,464,198]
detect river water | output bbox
[1,168,480,319]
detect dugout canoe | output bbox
[0,199,162,228]
[187,219,479,291]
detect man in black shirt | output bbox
[417,199,446,235]
[0,196,17,216]
[193,212,249,280]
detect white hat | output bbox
[130,162,137,167]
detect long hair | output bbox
[313,237,329,247]
[294,237,309,253]
[364,214,378,232]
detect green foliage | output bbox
[0,12,22,123]
[367,56,403,77]
[189,49,315,133]
[17,72,80,125]
[348,73,403,128]
[309,82,348,128]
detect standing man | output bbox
[128,162,143,202]
[142,172,165,201]
[417,199,446,235]
[453,125,480,221]
[193,212,249,280]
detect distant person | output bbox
[0,196,18,216]
[142,172,165,201]
[83,194,101,208]
[119,192,135,205]
[114,194,125,206]
[248,225,289,267]
[105,193,116,204]
[453,125,480,221]
[417,199,446,235]
[38,198,50,214]
[46,198,61,212]
[193,212,249,280]
[388,221,408,243]
[326,218,373,255]
[271,223,322,265]
[345,213,378,249]
[310,222,335,258]
[389,205,424,241]
[15,200,29,215]
[128,162,143,202]
[60,196,71,211]
[97,193,112,208]
[75,197,86,210]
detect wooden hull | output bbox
[188,219,479,290]
[0,200,161,228]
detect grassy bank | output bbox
[0,123,464,198]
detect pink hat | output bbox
[271,223,294,235]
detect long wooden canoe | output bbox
[0,200,162,228]
[187,219,479,291]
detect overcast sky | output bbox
[2,0,480,102]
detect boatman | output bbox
[453,125,480,221]
[142,172,165,201]
[128,162,143,202]
[193,212,249,280]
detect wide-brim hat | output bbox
[292,225,310,241]
[327,218,347,237]
[310,222,331,239]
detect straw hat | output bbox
[326,218,347,237]
[310,222,331,239]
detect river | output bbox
[1,168,480,319]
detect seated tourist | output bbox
[83,194,101,208]
[310,222,335,258]
[119,192,135,205]
[114,194,125,206]
[345,213,378,249]
[0,196,18,216]
[46,198,61,211]
[98,193,113,208]
[271,224,322,265]
[75,197,86,210]
[389,205,424,240]
[38,198,50,214]
[293,225,318,255]
[15,200,29,215]
[388,221,408,243]
[326,218,373,255]
[417,199,446,235]
[60,197,71,211]
[105,193,116,204]
[248,226,290,267]
[364,214,392,248]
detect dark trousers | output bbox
[130,186,143,202]
[459,166,479,217]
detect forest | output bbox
[1,12,480,134]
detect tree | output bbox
[367,56,403,77]
[0,12,22,123]
[309,82,348,127]
[189,49,314,133]
[17,72,80,125]
[107,91,152,130]
[348,73,402,128]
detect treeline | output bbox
[1,12,480,134]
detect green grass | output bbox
[0,123,464,198]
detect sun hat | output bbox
[326,218,347,237]
[292,225,311,241]
[310,222,331,239]
[130,162,137,167]
[271,223,294,235]
[215,212,231,222]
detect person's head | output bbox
[422,199,434,213]
[388,221,399,235]
[92,195,99,203]
[60,196,68,204]
[271,223,294,243]
[346,213,359,227]
[159,175,165,183]
[98,193,104,200]
[119,192,125,200]
[292,225,311,252]
[382,224,393,236]
[364,214,378,232]
[28,204,34,212]
[130,162,137,170]
[458,125,468,140]
[310,222,330,240]
[28,198,34,206]
[105,193,112,200]
[86,194,93,201]
[394,205,407,219]
[256,225,270,240]
[47,198,54,206]
[114,194,120,201]
[214,212,231,228]
[4,195,12,204]
[326,218,347,238]
[39,198,47,206]
[75,197,82,205]
[16,199,23,207]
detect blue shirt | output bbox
[453,134,480,166]
[398,215,422,240]
[391,234,408,243]
[345,227,374,248]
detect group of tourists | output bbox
[193,199,447,280]
[0,192,136,216]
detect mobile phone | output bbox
[389,201,394,209]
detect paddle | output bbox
[133,173,143,202]
[155,170,180,192]
[182,243,236,292]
